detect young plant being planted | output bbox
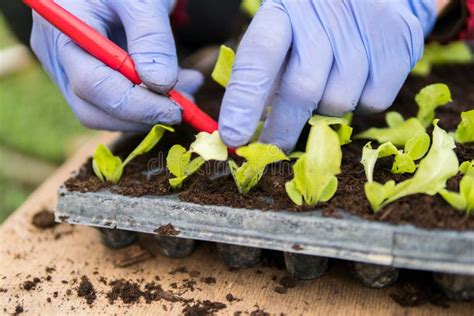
[364,121,459,212]
[229,143,288,194]
[355,84,452,145]
[439,161,474,214]
[285,121,342,207]
[454,110,474,144]
[93,125,174,184]
[167,131,228,190]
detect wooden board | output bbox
[1,132,473,315]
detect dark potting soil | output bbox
[182,300,227,316]
[64,65,474,230]
[389,270,450,308]
[31,209,56,229]
[77,276,96,305]
[154,223,180,236]
[22,277,40,291]
[106,279,191,305]
[14,305,24,315]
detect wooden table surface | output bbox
[1,133,473,316]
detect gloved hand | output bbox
[30,0,203,132]
[219,0,437,152]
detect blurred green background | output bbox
[0,14,90,223]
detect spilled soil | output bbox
[31,209,57,229]
[64,65,474,230]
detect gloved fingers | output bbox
[110,0,178,93]
[356,5,424,114]
[316,3,369,117]
[218,1,292,147]
[258,2,333,152]
[64,89,152,132]
[58,40,181,125]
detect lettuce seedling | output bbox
[355,114,426,147]
[440,161,474,214]
[364,121,459,212]
[93,144,123,184]
[241,0,261,16]
[415,83,452,128]
[285,122,342,206]
[308,113,353,145]
[211,45,235,88]
[167,131,228,189]
[93,124,174,184]
[229,143,288,194]
[356,84,452,145]
[361,133,430,180]
[412,42,473,77]
[454,110,474,144]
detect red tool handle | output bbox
[23,0,219,134]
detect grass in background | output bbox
[0,14,89,222]
[0,65,89,163]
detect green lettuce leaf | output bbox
[365,122,459,211]
[123,124,174,167]
[385,112,405,128]
[230,143,288,194]
[166,144,206,190]
[412,42,473,76]
[365,181,396,212]
[166,137,211,190]
[361,142,399,182]
[285,122,342,206]
[404,133,431,161]
[241,0,261,16]
[415,84,452,128]
[440,173,474,214]
[412,58,431,77]
[355,117,425,147]
[211,45,235,88]
[391,133,431,174]
[189,131,228,161]
[460,161,474,176]
[92,144,123,184]
[455,110,474,144]
[308,114,353,145]
[167,145,191,179]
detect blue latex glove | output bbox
[219,0,437,152]
[30,0,203,132]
